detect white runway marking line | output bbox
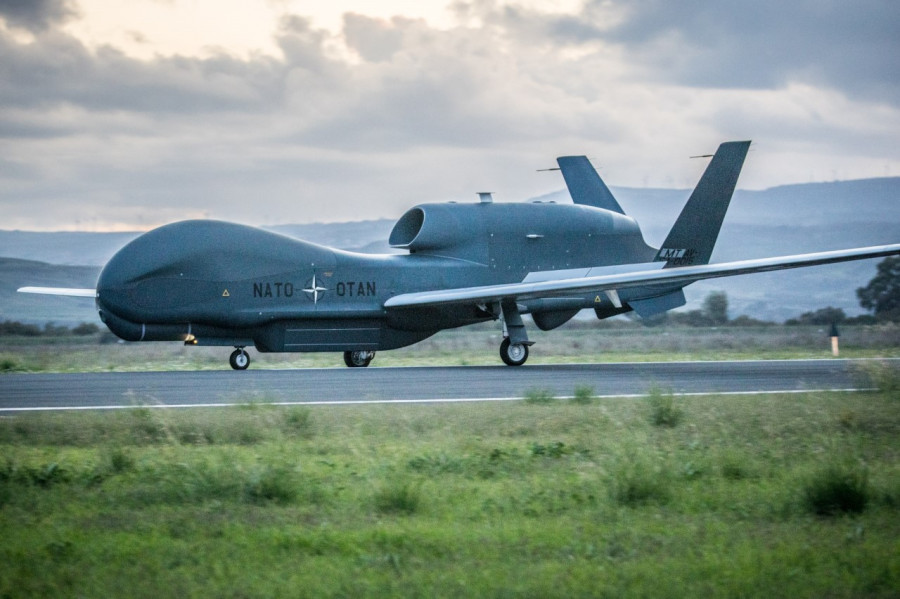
[0,388,874,412]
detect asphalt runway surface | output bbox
[0,359,887,411]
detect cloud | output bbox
[0,1,898,230]
[0,0,78,32]
[461,0,900,103]
[597,0,899,103]
[342,13,406,62]
[291,15,609,151]
[0,31,283,114]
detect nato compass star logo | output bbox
[303,274,328,304]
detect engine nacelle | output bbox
[389,205,479,251]
[388,200,654,271]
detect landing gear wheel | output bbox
[343,350,375,368]
[500,338,528,366]
[229,348,250,370]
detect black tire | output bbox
[343,350,374,367]
[499,338,528,366]
[229,348,250,370]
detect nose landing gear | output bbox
[229,347,250,370]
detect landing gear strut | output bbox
[229,347,250,370]
[344,350,375,368]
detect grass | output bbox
[571,384,595,404]
[646,386,683,427]
[373,480,422,515]
[609,455,672,507]
[0,323,898,372]
[523,388,556,404]
[803,464,870,516]
[1,390,898,597]
[854,359,900,394]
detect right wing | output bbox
[17,287,97,297]
[384,244,900,309]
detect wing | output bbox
[384,244,900,308]
[17,287,97,297]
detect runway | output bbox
[0,358,885,411]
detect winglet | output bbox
[556,156,625,214]
[656,140,751,267]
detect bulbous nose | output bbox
[95,243,140,322]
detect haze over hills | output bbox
[1,178,897,324]
[0,221,400,267]
[0,258,100,325]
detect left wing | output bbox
[17,287,97,297]
[384,244,900,309]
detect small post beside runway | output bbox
[829,322,840,357]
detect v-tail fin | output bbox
[556,155,625,214]
[656,140,751,267]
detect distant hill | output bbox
[699,221,899,321]
[1,178,897,324]
[0,231,139,267]
[538,177,900,245]
[526,178,900,320]
[0,258,100,325]
[2,178,897,265]
[267,220,396,251]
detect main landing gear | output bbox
[500,338,529,366]
[229,347,250,370]
[344,350,375,368]
[498,298,533,366]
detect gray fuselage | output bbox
[96,201,656,353]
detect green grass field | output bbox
[1,383,898,597]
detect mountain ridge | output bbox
[2,177,897,323]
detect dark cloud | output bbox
[601,0,898,102]
[0,15,542,150]
[0,0,77,32]
[614,1,898,94]
[466,0,900,103]
[0,32,285,114]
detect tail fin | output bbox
[656,140,751,267]
[556,156,625,214]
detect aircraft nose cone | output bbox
[95,235,152,322]
[95,277,131,325]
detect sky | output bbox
[1,0,899,231]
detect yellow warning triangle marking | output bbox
[594,295,602,303]
[222,289,230,297]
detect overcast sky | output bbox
[1,0,898,231]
